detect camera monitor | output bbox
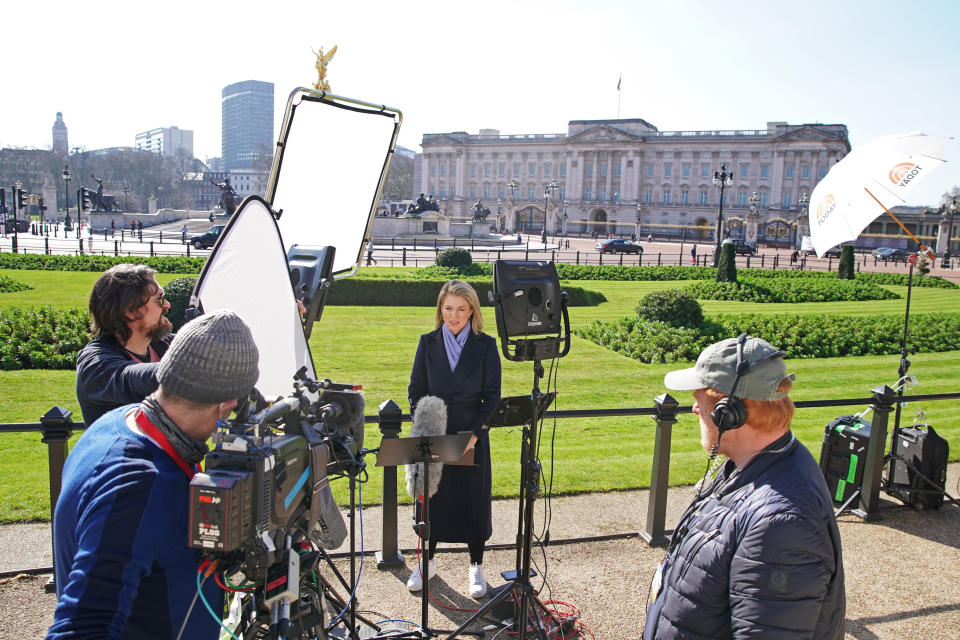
[492,260,563,337]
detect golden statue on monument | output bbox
[312,45,338,92]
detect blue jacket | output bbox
[643,432,845,639]
[75,334,173,426]
[47,405,222,639]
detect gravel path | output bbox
[3,464,958,639]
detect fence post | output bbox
[773,254,778,270]
[159,231,163,244]
[186,242,190,257]
[576,251,580,265]
[402,247,407,266]
[150,241,154,257]
[40,406,76,592]
[376,399,404,568]
[45,237,50,255]
[642,393,678,546]
[657,252,662,266]
[852,384,897,520]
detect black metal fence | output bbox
[4,388,958,576]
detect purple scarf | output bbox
[442,324,470,372]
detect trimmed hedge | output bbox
[326,278,605,306]
[0,306,88,370]
[576,312,960,363]
[0,253,205,274]
[2,253,954,289]
[683,277,900,303]
[636,289,703,328]
[0,275,32,293]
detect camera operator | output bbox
[47,310,260,640]
[75,264,174,426]
[642,335,845,639]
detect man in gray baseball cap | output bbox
[643,334,845,640]
[49,310,259,640]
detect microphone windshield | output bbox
[406,396,447,500]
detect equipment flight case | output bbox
[886,424,949,511]
[820,415,872,504]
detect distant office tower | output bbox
[52,112,68,154]
[135,126,194,158]
[222,80,274,171]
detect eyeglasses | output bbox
[153,288,166,307]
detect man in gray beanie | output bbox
[48,310,259,640]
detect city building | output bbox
[221,80,274,172]
[419,119,852,247]
[52,112,68,155]
[135,126,194,158]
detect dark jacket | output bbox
[75,334,173,426]
[408,327,501,542]
[643,431,845,639]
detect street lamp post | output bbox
[635,202,642,240]
[711,164,734,266]
[62,166,71,219]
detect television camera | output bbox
[187,367,368,639]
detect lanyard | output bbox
[134,408,200,480]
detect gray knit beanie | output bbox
[157,310,259,404]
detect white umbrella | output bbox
[808,132,951,258]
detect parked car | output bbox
[728,239,758,255]
[190,224,225,249]
[873,247,909,261]
[597,239,643,254]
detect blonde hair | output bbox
[435,280,484,334]
[704,377,794,433]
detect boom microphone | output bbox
[406,395,447,500]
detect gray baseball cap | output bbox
[664,335,794,401]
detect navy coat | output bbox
[408,327,501,543]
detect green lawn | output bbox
[1,268,959,522]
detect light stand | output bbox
[445,260,571,639]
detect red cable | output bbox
[213,571,258,593]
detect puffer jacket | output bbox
[643,431,845,639]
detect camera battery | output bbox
[189,470,252,552]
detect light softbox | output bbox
[268,89,401,276]
[191,196,315,401]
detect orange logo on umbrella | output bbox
[816,194,836,225]
[889,162,920,185]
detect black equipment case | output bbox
[820,415,872,504]
[886,424,949,511]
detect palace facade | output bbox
[419,119,851,246]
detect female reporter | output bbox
[407,279,501,598]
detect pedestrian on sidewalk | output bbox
[644,335,845,640]
[691,245,697,266]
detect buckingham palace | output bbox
[418,119,851,246]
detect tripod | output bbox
[447,360,557,640]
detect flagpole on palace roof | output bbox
[617,73,622,119]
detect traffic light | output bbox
[79,187,92,211]
[16,189,26,211]
[38,196,46,213]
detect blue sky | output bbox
[5,0,958,205]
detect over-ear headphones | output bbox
[710,334,785,433]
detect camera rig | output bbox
[187,368,376,639]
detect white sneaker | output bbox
[468,563,487,598]
[406,558,436,592]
